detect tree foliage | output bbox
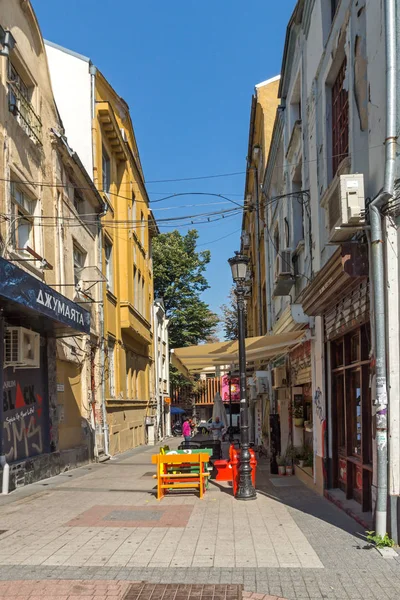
[152,229,218,350]
[220,287,238,341]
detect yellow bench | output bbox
[152,453,210,500]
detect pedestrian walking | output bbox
[182,417,191,446]
[211,416,224,441]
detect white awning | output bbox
[171,331,305,373]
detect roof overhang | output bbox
[301,244,369,316]
[172,331,305,374]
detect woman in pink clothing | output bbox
[182,417,191,444]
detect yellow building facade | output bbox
[0,0,104,488]
[242,76,280,337]
[94,73,154,455]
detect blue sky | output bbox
[33,0,296,336]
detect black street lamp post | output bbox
[228,252,257,501]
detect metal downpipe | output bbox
[370,0,397,537]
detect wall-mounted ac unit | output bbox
[321,173,365,242]
[242,231,250,249]
[273,249,295,296]
[256,370,268,395]
[5,327,40,368]
[272,366,287,389]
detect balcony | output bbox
[8,81,42,145]
[120,301,151,344]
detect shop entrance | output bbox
[331,324,372,511]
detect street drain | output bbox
[123,583,243,600]
[141,472,156,477]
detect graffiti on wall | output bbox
[3,365,47,462]
[314,387,324,422]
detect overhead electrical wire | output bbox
[145,171,246,183]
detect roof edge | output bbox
[44,39,91,64]
[255,74,281,89]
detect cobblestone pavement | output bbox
[0,440,399,599]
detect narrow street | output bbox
[0,441,398,599]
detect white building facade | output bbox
[152,300,171,441]
[259,0,400,539]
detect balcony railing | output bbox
[8,81,42,145]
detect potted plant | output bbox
[293,397,304,427]
[284,445,298,475]
[277,455,286,475]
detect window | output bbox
[10,183,36,252]
[73,189,85,215]
[132,193,136,222]
[73,244,86,287]
[8,61,41,143]
[273,228,280,255]
[140,212,145,247]
[102,147,111,195]
[133,266,146,317]
[133,265,138,310]
[105,240,114,292]
[108,340,116,397]
[331,0,339,21]
[141,277,145,318]
[331,58,349,175]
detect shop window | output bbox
[105,239,114,293]
[350,370,362,457]
[332,338,344,368]
[102,147,111,195]
[10,183,36,253]
[8,61,41,143]
[331,58,349,176]
[350,332,360,363]
[334,374,345,453]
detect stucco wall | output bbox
[45,42,93,178]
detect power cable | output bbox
[197,228,242,247]
[145,171,245,183]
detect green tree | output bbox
[152,229,218,349]
[220,287,238,340]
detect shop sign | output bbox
[0,257,90,334]
[221,374,240,402]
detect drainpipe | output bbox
[90,62,110,457]
[370,0,397,537]
[253,166,263,337]
[0,312,9,494]
[98,207,109,457]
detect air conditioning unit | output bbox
[273,249,295,296]
[256,371,268,395]
[242,231,250,249]
[272,366,287,389]
[5,327,40,368]
[321,173,365,242]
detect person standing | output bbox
[211,416,224,441]
[182,417,191,446]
